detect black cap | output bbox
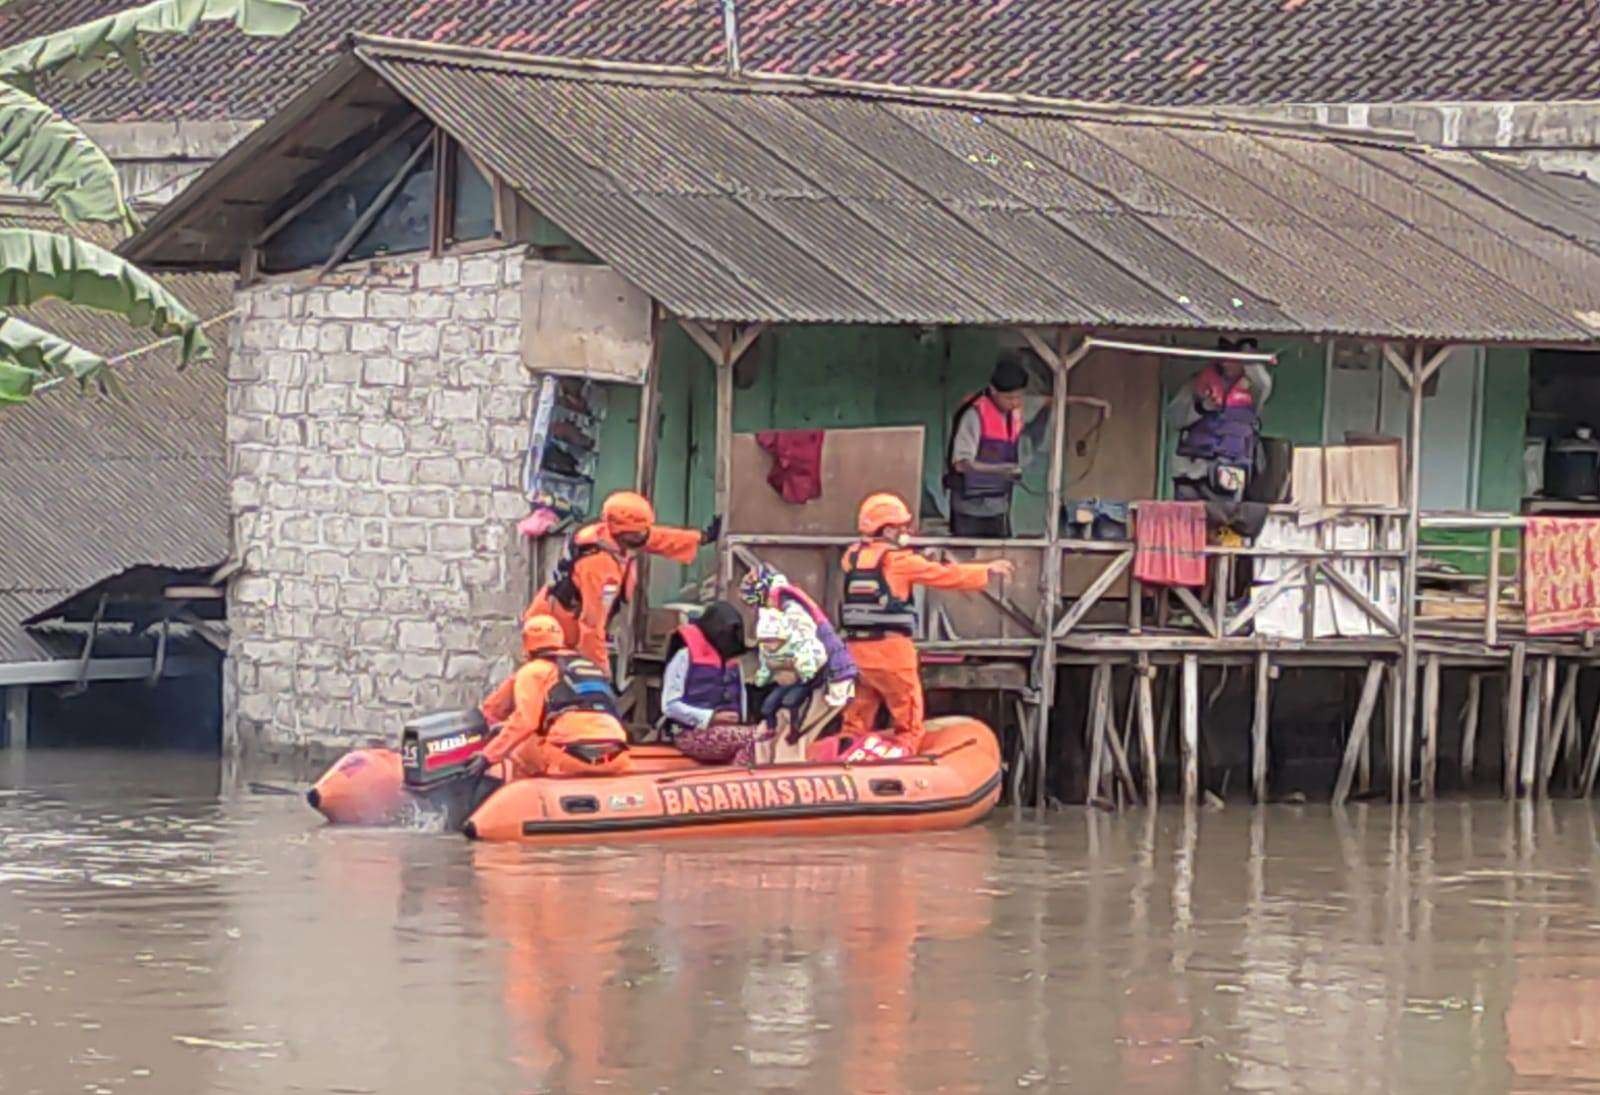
[991,355,1029,393]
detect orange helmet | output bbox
[522,614,566,657]
[601,491,655,537]
[858,492,914,537]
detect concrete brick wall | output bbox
[224,248,533,753]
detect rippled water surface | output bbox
[3,748,1600,1093]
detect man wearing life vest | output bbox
[946,355,1054,538]
[1167,337,1273,511]
[524,490,717,679]
[467,614,633,780]
[839,493,1015,753]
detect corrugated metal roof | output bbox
[350,45,1600,343]
[0,204,232,662]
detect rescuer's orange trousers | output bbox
[842,634,926,755]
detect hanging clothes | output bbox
[1525,517,1600,635]
[1132,501,1208,588]
[756,429,826,504]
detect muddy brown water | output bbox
[2,750,1600,1093]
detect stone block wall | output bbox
[224,248,533,753]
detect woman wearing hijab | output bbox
[660,601,774,765]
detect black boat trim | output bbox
[517,772,1001,837]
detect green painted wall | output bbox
[1477,348,1531,513]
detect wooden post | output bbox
[1397,343,1427,805]
[1137,654,1158,806]
[1518,658,1548,797]
[630,309,666,645]
[1460,673,1482,788]
[1333,661,1386,806]
[1181,654,1200,807]
[1543,662,1578,793]
[1485,527,1502,647]
[1505,644,1526,800]
[1251,652,1271,803]
[1128,576,1143,635]
[1085,662,1108,806]
[1565,669,1583,792]
[1388,660,1405,800]
[1581,692,1600,797]
[713,323,735,595]
[1033,330,1088,810]
[1420,654,1441,800]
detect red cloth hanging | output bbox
[1133,501,1208,588]
[1524,517,1600,635]
[756,429,826,504]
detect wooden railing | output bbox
[1416,514,1523,647]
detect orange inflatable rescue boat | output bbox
[307,711,1001,844]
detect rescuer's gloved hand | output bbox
[463,754,491,780]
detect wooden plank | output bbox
[1181,654,1199,807]
[1054,551,1132,638]
[1128,576,1143,635]
[1460,674,1482,787]
[254,112,428,246]
[318,129,436,278]
[1333,661,1386,806]
[1137,654,1157,806]
[728,428,925,537]
[1316,559,1401,636]
[675,317,722,363]
[1225,560,1307,637]
[1399,343,1426,804]
[1505,644,1526,799]
[1420,654,1440,800]
[1252,652,1271,803]
[1170,584,1217,638]
[1212,555,1231,644]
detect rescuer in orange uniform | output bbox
[467,615,633,781]
[839,493,1014,754]
[524,491,716,679]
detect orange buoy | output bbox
[305,747,406,825]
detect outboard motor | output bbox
[400,709,493,829]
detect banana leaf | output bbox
[0,0,307,85]
[0,83,133,230]
[0,229,209,364]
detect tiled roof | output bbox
[0,203,232,662]
[5,0,1600,121]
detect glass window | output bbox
[262,127,435,273]
[451,145,496,244]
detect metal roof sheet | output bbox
[123,42,1600,345]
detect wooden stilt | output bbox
[1581,691,1600,797]
[1137,654,1158,806]
[1505,644,1526,800]
[1251,652,1271,803]
[1519,659,1546,797]
[1334,661,1385,806]
[1085,663,1110,806]
[1421,654,1441,800]
[1181,654,1200,807]
[1543,663,1579,793]
[1388,661,1405,801]
[1156,667,1176,763]
[1565,669,1583,793]
[1460,674,1482,789]
[1104,674,1140,807]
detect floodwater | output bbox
[2,752,1600,1094]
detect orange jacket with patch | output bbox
[845,540,994,600]
[482,655,627,769]
[525,523,705,670]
